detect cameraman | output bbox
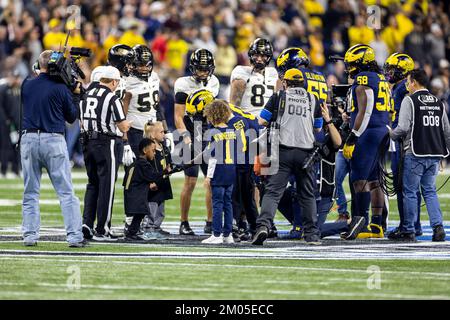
[252,68,323,245]
[20,50,84,247]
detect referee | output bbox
[80,66,132,241]
[252,68,323,245]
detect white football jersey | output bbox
[126,72,160,131]
[230,66,278,116]
[174,75,220,109]
[115,76,128,137]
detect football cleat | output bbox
[387,229,416,242]
[179,221,196,236]
[342,216,366,240]
[203,221,212,234]
[356,223,384,239]
[82,224,93,240]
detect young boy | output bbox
[142,121,173,238]
[202,100,247,244]
[123,138,164,240]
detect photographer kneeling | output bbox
[20,50,84,247]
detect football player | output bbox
[229,38,278,238]
[174,48,219,235]
[342,44,392,238]
[229,38,280,116]
[276,47,328,104]
[383,52,422,238]
[187,89,262,240]
[106,44,135,167]
[122,45,170,165]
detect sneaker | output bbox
[305,237,322,245]
[387,226,400,238]
[201,235,223,244]
[387,230,416,242]
[342,216,366,240]
[155,227,171,235]
[204,221,212,234]
[432,225,446,242]
[335,212,350,223]
[252,226,268,245]
[125,233,145,241]
[69,240,88,248]
[179,221,195,236]
[268,225,278,238]
[223,234,234,244]
[415,229,423,237]
[238,228,251,241]
[142,230,169,240]
[92,233,118,242]
[82,224,93,240]
[280,226,303,240]
[23,240,37,247]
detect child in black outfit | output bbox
[143,121,173,238]
[123,138,163,240]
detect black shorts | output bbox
[184,163,208,178]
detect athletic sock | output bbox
[354,192,370,222]
[371,215,382,227]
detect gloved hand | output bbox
[343,131,358,159]
[164,132,174,152]
[122,143,136,166]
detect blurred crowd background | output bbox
[1,0,450,174]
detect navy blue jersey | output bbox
[299,67,328,104]
[349,71,392,129]
[391,79,408,128]
[208,115,250,186]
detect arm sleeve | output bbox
[111,95,126,122]
[312,94,323,129]
[442,111,450,154]
[141,162,163,183]
[207,157,217,178]
[390,96,413,141]
[259,94,277,122]
[61,86,79,124]
[174,92,188,105]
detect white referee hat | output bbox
[90,66,107,82]
[99,66,121,80]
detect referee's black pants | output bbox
[232,165,259,232]
[257,146,320,241]
[82,135,120,235]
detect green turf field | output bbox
[1,169,450,300]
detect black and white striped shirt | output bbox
[80,83,126,136]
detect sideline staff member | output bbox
[252,68,323,245]
[80,66,131,241]
[389,69,450,242]
[21,50,84,247]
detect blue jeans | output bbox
[20,133,83,244]
[211,184,234,237]
[402,154,443,233]
[391,144,422,232]
[335,151,350,214]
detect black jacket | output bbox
[123,157,163,215]
[148,144,173,203]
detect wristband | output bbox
[324,119,333,126]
